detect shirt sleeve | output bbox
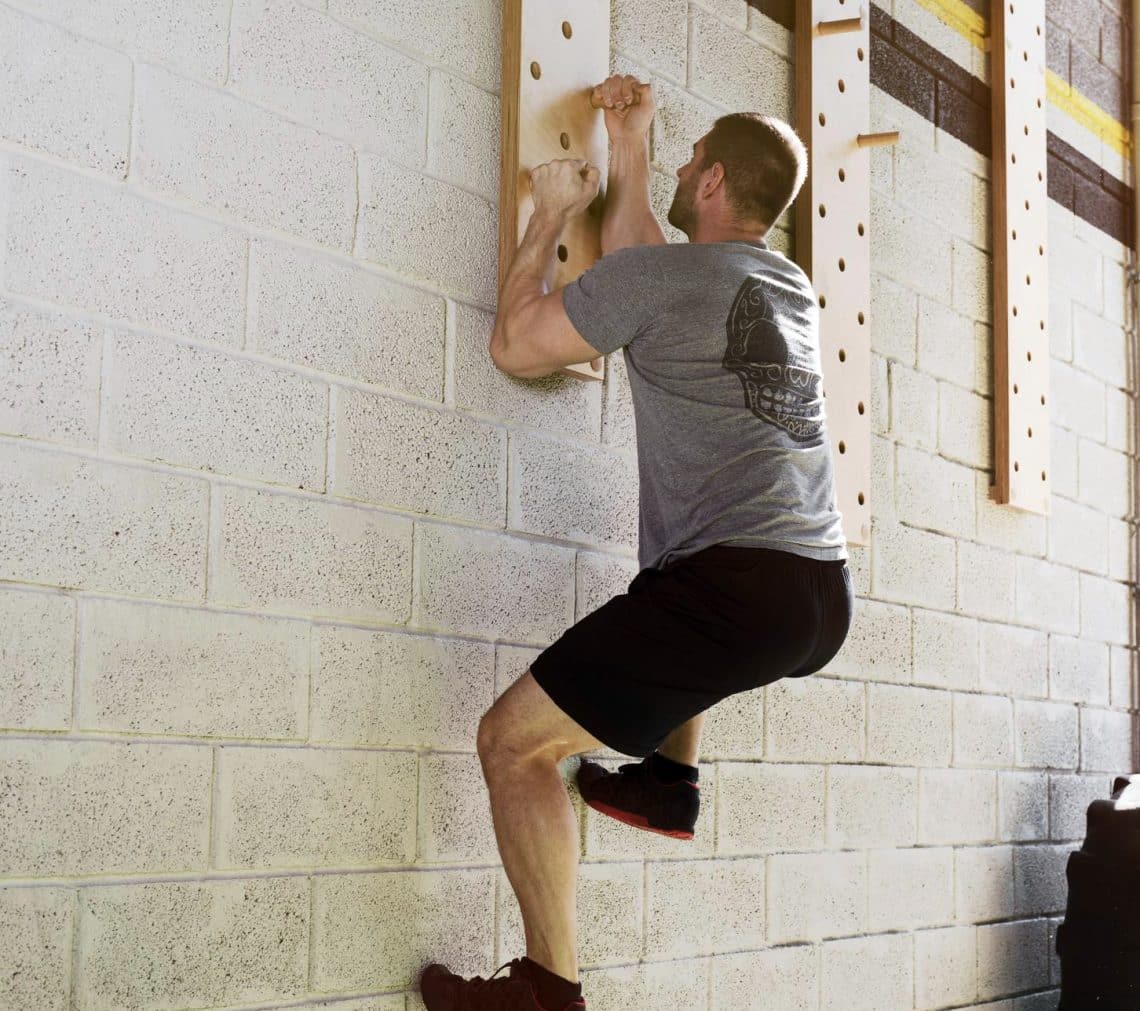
[560,244,674,355]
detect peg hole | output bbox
[857,221,865,236]
[1025,199,1030,210]
[838,78,846,92]
[838,348,846,362]
[1037,97,1042,108]
[858,401,865,414]
[562,20,573,38]
[1027,426,1033,438]
[819,294,827,308]
[557,244,568,261]
[1026,274,1031,285]
[1010,77,1015,88]
[1012,229,1017,240]
[1014,460,1020,472]
[1041,469,1046,480]
[819,203,827,217]
[1013,383,1018,394]
[1023,49,1028,61]
[819,112,827,126]
[858,311,865,325]
[1027,350,1032,361]
[1040,394,1045,405]
[560,132,570,150]
[1012,153,1017,163]
[1039,320,1045,330]
[838,440,846,453]
[530,61,541,79]
[838,167,846,182]
[858,47,865,61]
[1024,124,1029,136]
[1038,245,1044,255]
[838,257,846,271]
[858,491,865,504]
[1038,170,1043,182]
[1012,306,1018,316]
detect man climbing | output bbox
[420,73,854,1011]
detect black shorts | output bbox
[530,543,854,758]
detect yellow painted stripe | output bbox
[906,0,1132,159]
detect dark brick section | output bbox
[745,0,1132,247]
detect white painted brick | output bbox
[820,932,912,1011]
[575,550,639,621]
[229,0,428,169]
[1048,773,1112,841]
[1079,572,1132,646]
[334,387,503,524]
[870,189,953,302]
[1107,516,1130,582]
[578,957,709,1011]
[416,523,574,643]
[867,683,952,766]
[827,765,918,848]
[1101,256,1128,325]
[0,301,101,446]
[417,753,498,863]
[889,361,939,451]
[977,919,1051,1000]
[601,323,637,451]
[918,769,997,845]
[974,320,993,396]
[1013,844,1072,918]
[870,352,890,439]
[951,238,992,323]
[870,430,896,518]
[1080,706,1133,772]
[79,597,307,738]
[427,70,498,201]
[251,238,446,403]
[717,762,824,854]
[134,63,355,248]
[746,6,793,56]
[691,8,790,117]
[939,381,990,468]
[998,771,1049,842]
[0,738,210,876]
[956,846,1015,923]
[312,625,493,749]
[1049,633,1110,705]
[871,518,957,610]
[711,944,816,1011]
[612,0,687,82]
[358,152,497,306]
[958,540,1017,622]
[868,847,954,931]
[646,857,765,958]
[1104,384,1130,452]
[4,156,246,345]
[1014,555,1080,635]
[979,621,1048,697]
[701,685,765,759]
[509,431,638,551]
[1072,303,1127,388]
[1,442,207,599]
[1014,700,1079,769]
[1109,643,1133,710]
[1048,286,1074,361]
[1048,210,1103,308]
[328,0,500,91]
[1046,495,1109,576]
[495,644,542,702]
[915,925,978,1009]
[765,676,864,763]
[954,693,1014,767]
[828,596,911,684]
[105,331,327,488]
[0,6,130,174]
[212,484,411,621]
[643,67,724,177]
[214,745,416,867]
[1048,425,1080,500]
[77,877,308,1008]
[767,850,866,942]
[913,608,981,691]
[975,470,1047,556]
[897,445,976,538]
[693,0,748,30]
[1077,438,1130,518]
[870,273,918,364]
[0,586,74,731]
[312,868,494,991]
[894,138,976,240]
[1049,359,1106,441]
[0,886,72,1010]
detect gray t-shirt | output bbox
[561,237,848,572]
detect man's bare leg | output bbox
[655,712,705,766]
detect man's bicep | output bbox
[561,245,665,354]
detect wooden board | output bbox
[499,0,609,382]
[794,0,874,546]
[990,0,1050,513]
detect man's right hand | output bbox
[592,74,655,141]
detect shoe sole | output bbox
[581,796,695,839]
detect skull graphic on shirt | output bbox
[722,274,825,445]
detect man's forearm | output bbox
[602,135,667,252]
[492,208,566,345]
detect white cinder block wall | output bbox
[0,0,1135,1008]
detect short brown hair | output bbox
[699,113,808,230]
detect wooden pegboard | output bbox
[499,0,609,382]
[990,0,1050,513]
[794,0,891,546]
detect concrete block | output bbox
[105,330,328,489]
[1049,633,1110,705]
[870,518,957,611]
[214,745,416,868]
[954,693,1014,767]
[76,877,308,1008]
[1049,772,1116,840]
[417,522,574,643]
[870,190,953,302]
[1078,438,1130,518]
[577,956,709,1010]
[78,597,308,739]
[612,0,687,83]
[1013,844,1072,918]
[1015,699,1079,769]
[951,238,992,323]
[1109,643,1133,710]
[1104,384,1130,452]
[212,484,411,622]
[134,62,355,248]
[575,550,639,621]
[717,762,825,854]
[509,431,638,552]
[427,70,498,201]
[417,753,498,864]
[711,944,816,1011]
[1107,516,1130,582]
[1080,706,1133,772]
[0,886,72,1011]
[939,381,990,469]
[1048,425,1080,501]
[998,771,1049,842]
[820,932,912,1011]
[869,429,895,516]
[251,238,446,403]
[1046,495,1109,576]
[918,769,997,845]
[867,683,952,766]
[979,621,1048,697]
[0,299,102,446]
[1049,359,1106,442]
[4,155,246,347]
[870,274,918,365]
[894,137,976,240]
[915,925,978,1009]
[0,586,74,732]
[0,442,207,600]
[1079,571,1132,646]
[334,386,504,525]
[889,362,939,451]
[975,470,1048,556]
[897,445,975,538]
[1072,302,1127,388]
[767,850,866,942]
[827,764,918,848]
[312,868,495,991]
[0,738,210,877]
[495,644,543,701]
[958,540,1017,623]
[977,919,1051,1000]
[700,685,765,760]
[827,596,911,684]
[974,320,994,396]
[913,607,981,691]
[1048,286,1074,362]
[868,847,955,931]
[643,66,724,177]
[358,152,497,306]
[230,0,428,169]
[600,332,637,451]
[1014,555,1080,635]
[956,846,1015,923]
[1048,210,1103,307]
[765,676,864,763]
[691,7,790,117]
[646,857,765,958]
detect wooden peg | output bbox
[856,130,900,147]
[589,87,642,110]
[817,15,863,35]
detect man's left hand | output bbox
[529,159,601,222]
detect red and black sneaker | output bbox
[575,756,699,840]
[420,958,586,1010]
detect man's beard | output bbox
[666,176,697,237]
